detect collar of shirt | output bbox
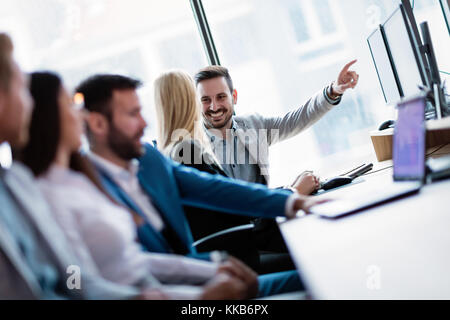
[204,118,237,143]
[87,152,165,232]
[43,164,72,182]
[41,165,98,193]
[88,152,139,186]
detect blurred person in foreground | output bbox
[0,33,148,300]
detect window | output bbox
[289,0,339,44]
[287,0,346,70]
[0,0,447,181]
[313,0,338,35]
[0,0,207,167]
[202,0,448,186]
[413,0,450,85]
[289,3,311,43]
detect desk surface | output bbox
[280,144,450,299]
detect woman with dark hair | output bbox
[22,72,102,189]
[19,71,259,300]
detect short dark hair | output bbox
[194,65,233,94]
[76,74,142,119]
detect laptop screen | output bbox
[393,96,426,181]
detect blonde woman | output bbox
[155,70,225,176]
[154,70,251,234]
[154,70,298,275]
[155,70,318,194]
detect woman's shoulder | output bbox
[169,139,227,176]
[38,166,105,201]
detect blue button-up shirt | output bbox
[205,120,267,185]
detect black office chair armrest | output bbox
[192,224,260,269]
[192,223,255,251]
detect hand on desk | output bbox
[200,273,248,300]
[292,195,330,217]
[137,256,257,300]
[137,289,169,300]
[216,256,258,299]
[291,171,320,195]
[202,256,259,300]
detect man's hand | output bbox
[291,195,330,217]
[135,289,169,300]
[291,171,320,195]
[331,59,359,96]
[216,256,259,299]
[200,273,248,300]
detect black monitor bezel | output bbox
[400,0,432,89]
[383,4,430,97]
[367,26,403,104]
[439,0,450,35]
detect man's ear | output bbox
[86,112,109,137]
[232,89,238,105]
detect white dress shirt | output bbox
[37,165,218,299]
[88,152,165,231]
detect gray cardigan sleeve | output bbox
[255,88,337,145]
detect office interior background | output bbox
[0,0,448,187]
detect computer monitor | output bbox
[440,0,450,35]
[420,21,448,118]
[400,0,433,86]
[367,27,402,105]
[383,5,429,98]
[400,0,448,118]
[393,95,426,182]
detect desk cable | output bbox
[360,165,392,177]
[426,144,447,157]
[360,144,447,178]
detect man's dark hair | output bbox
[76,74,142,119]
[194,66,233,94]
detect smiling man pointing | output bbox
[195,60,359,192]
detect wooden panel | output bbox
[370,126,450,161]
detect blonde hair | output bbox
[0,33,13,91]
[154,70,215,159]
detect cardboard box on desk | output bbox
[370,128,394,162]
[370,118,450,161]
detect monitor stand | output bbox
[424,85,450,120]
[425,101,437,120]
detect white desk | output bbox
[280,147,450,299]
